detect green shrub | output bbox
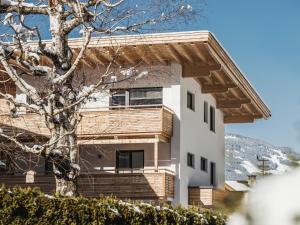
[0,187,226,225]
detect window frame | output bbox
[187,91,195,111]
[204,101,208,123]
[187,152,195,168]
[200,157,208,172]
[110,87,162,107]
[210,106,216,132]
[210,162,216,186]
[116,150,144,170]
[129,87,163,106]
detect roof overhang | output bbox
[66,31,271,123]
[2,31,271,123]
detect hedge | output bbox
[0,187,226,225]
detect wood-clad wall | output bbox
[0,172,175,201]
[0,107,174,140]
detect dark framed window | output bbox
[187,91,195,111]
[110,87,162,107]
[129,87,162,105]
[204,101,208,123]
[210,162,216,186]
[116,150,144,169]
[200,157,208,172]
[210,106,215,132]
[110,89,127,106]
[26,96,35,105]
[187,153,195,168]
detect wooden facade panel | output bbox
[188,187,230,207]
[0,106,174,140]
[0,172,174,201]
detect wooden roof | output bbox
[66,31,271,123]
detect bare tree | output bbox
[0,0,196,195]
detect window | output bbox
[111,90,127,106]
[187,92,195,111]
[116,150,144,169]
[210,162,216,186]
[129,88,162,105]
[26,95,35,105]
[204,101,208,123]
[200,157,208,172]
[187,153,195,168]
[210,106,215,132]
[110,88,162,107]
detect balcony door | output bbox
[116,150,144,170]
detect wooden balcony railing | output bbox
[0,169,175,201]
[0,105,174,141]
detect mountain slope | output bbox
[225,134,300,180]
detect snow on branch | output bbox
[0,0,48,14]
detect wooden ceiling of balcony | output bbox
[67,31,271,123]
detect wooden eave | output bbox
[65,31,270,123]
[1,31,271,124]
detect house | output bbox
[0,31,271,207]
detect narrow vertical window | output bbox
[187,92,195,111]
[210,106,215,132]
[204,101,208,123]
[200,157,208,172]
[210,162,216,186]
[187,153,195,168]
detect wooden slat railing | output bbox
[0,105,174,140]
[0,170,175,201]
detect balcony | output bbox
[0,169,175,201]
[0,105,174,143]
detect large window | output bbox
[200,157,208,172]
[210,106,215,132]
[204,101,208,123]
[187,153,195,168]
[110,87,162,107]
[187,91,195,111]
[130,88,162,105]
[116,150,144,169]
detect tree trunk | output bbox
[55,175,77,196]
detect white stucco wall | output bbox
[179,77,225,206]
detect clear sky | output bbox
[181,0,300,151]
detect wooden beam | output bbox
[78,138,159,145]
[191,44,208,63]
[216,99,251,109]
[182,64,221,77]
[134,46,152,65]
[224,115,262,124]
[165,44,182,64]
[105,47,123,66]
[73,48,95,69]
[121,48,137,65]
[90,48,109,65]
[148,45,168,65]
[174,44,194,64]
[201,84,237,94]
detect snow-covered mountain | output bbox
[225,133,300,180]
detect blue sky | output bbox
[182,0,300,151]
